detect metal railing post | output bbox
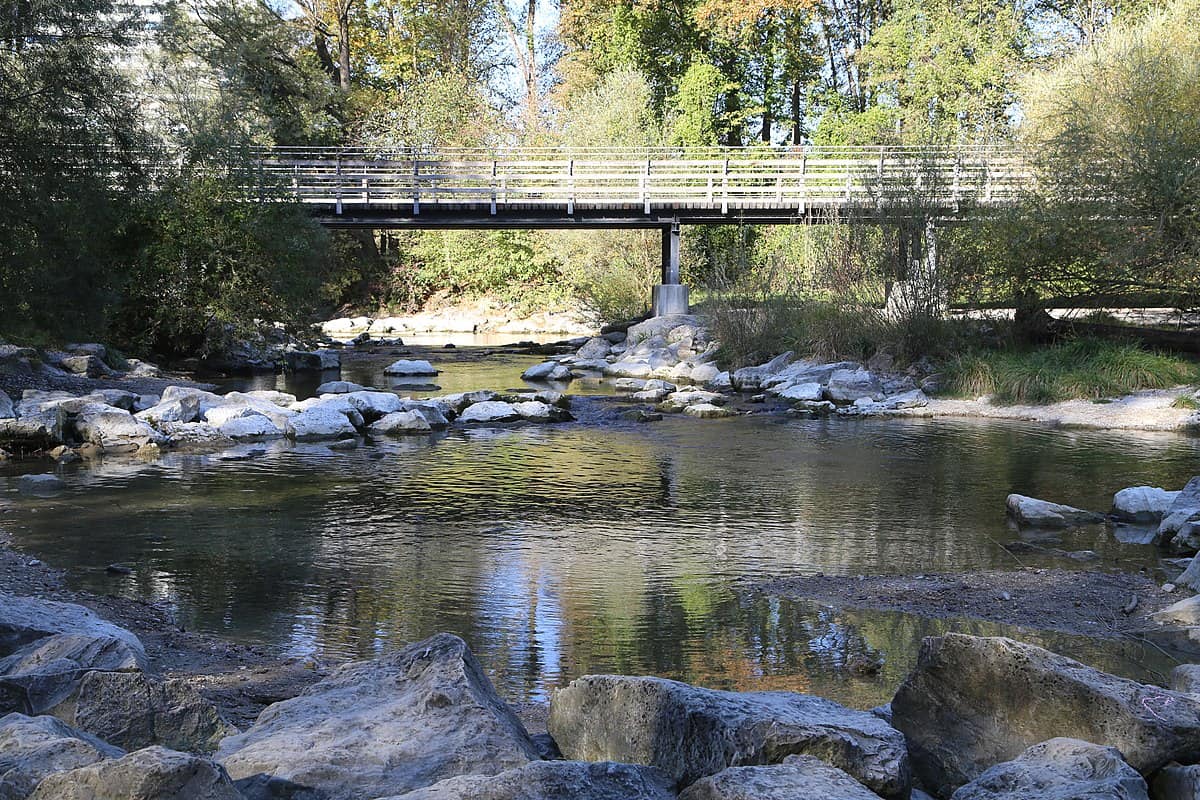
[568,158,575,216]
[643,159,651,215]
[490,160,498,215]
[412,159,420,215]
[721,159,729,215]
[335,156,343,215]
[798,154,807,215]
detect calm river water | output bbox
[3,349,1199,707]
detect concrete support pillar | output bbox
[661,222,681,284]
[653,222,688,316]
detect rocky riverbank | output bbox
[533,313,1200,432]
[4,543,1200,800]
[0,358,577,464]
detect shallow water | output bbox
[3,358,1200,707]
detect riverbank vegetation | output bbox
[942,340,1200,405]
[2,0,1197,380]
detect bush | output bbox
[555,230,657,324]
[942,339,1199,404]
[111,175,333,357]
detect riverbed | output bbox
[2,346,1199,711]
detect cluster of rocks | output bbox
[0,379,574,467]
[1004,478,1200,651]
[0,592,236,799]
[6,606,1200,800]
[0,341,162,384]
[550,316,930,422]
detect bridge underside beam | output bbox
[307,207,971,230]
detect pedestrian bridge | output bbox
[257,145,1030,314]
[259,145,1028,228]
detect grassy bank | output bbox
[941,340,1199,405]
[704,299,1199,405]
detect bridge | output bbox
[258,145,1030,314]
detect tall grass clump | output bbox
[943,339,1199,404]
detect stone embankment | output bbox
[540,314,933,421]
[3,588,1199,800]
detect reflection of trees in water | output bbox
[7,418,1199,702]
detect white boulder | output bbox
[289,406,359,440]
[384,359,439,376]
[522,361,573,382]
[1005,494,1104,528]
[370,411,433,435]
[459,402,521,424]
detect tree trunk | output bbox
[791,80,802,145]
[524,0,538,129]
[337,3,351,91]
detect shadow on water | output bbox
[2,397,1199,705]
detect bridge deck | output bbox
[258,146,1029,228]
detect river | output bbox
[2,347,1199,709]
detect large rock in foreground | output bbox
[678,755,885,800]
[217,633,539,800]
[382,761,676,800]
[0,593,147,717]
[0,713,124,800]
[548,675,910,798]
[949,738,1148,800]
[891,634,1200,796]
[28,746,241,800]
[66,672,236,754]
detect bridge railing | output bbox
[253,145,1030,216]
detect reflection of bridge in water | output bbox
[259,146,1031,314]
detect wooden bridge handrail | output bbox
[251,144,1033,219]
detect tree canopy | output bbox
[1,0,1195,351]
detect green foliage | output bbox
[555,230,657,323]
[561,69,662,148]
[854,0,1026,143]
[0,0,147,342]
[113,176,332,356]
[668,61,730,146]
[353,72,500,150]
[156,0,344,148]
[1020,0,1200,308]
[942,340,1200,404]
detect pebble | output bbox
[1000,592,1012,601]
[1163,583,1177,593]
[27,559,41,567]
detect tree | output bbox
[155,0,344,148]
[825,0,1027,144]
[1017,0,1200,311]
[0,0,147,340]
